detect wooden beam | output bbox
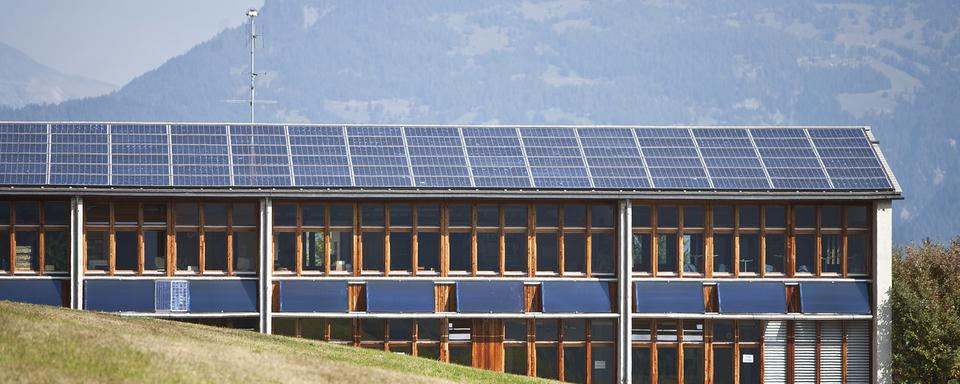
[108,203,115,275]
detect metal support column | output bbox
[618,199,633,383]
[70,196,84,309]
[873,200,893,384]
[258,197,273,333]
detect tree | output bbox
[892,238,960,383]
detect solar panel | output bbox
[230,125,292,187]
[50,123,108,185]
[462,127,532,188]
[694,128,771,189]
[111,124,171,186]
[635,128,710,189]
[0,123,47,185]
[405,127,472,187]
[809,128,892,190]
[347,127,412,187]
[519,128,591,188]
[752,128,831,189]
[578,128,650,189]
[288,126,352,187]
[170,125,231,186]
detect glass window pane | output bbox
[682,320,704,342]
[794,206,816,228]
[657,320,678,342]
[504,233,527,272]
[683,206,704,228]
[175,203,198,226]
[330,319,352,341]
[505,345,527,375]
[537,233,558,273]
[302,204,325,226]
[417,205,439,227]
[389,232,412,271]
[43,231,69,272]
[739,234,760,274]
[449,232,470,272]
[115,231,138,271]
[683,347,705,384]
[389,204,411,227]
[176,231,199,272]
[302,231,325,271]
[448,204,471,227]
[657,206,678,228]
[765,234,786,274]
[848,206,869,228]
[563,319,586,341]
[43,202,68,225]
[740,347,761,384]
[821,206,842,228]
[536,319,558,341]
[139,204,166,226]
[362,232,384,272]
[765,206,786,228]
[713,348,734,384]
[536,346,558,379]
[15,202,39,225]
[205,231,227,271]
[632,319,652,342]
[592,205,614,228]
[739,320,761,342]
[204,203,227,226]
[86,231,109,271]
[657,346,678,384]
[301,318,325,340]
[477,232,499,272]
[536,205,558,227]
[713,320,735,342]
[360,319,384,341]
[418,344,440,360]
[564,346,587,383]
[361,204,384,226]
[504,205,527,227]
[592,319,615,342]
[633,234,651,273]
[795,235,816,273]
[232,203,256,226]
[565,204,586,227]
[822,234,842,273]
[632,347,652,384]
[477,204,499,227]
[592,233,614,274]
[713,206,733,228]
[739,206,760,228]
[86,204,109,225]
[505,320,527,342]
[273,232,295,272]
[330,231,352,272]
[450,345,472,367]
[389,319,413,341]
[713,234,733,273]
[848,234,868,274]
[0,202,8,225]
[114,203,138,225]
[417,319,440,341]
[564,233,585,273]
[417,232,439,273]
[232,232,256,272]
[657,234,677,273]
[14,231,39,271]
[683,233,704,273]
[330,204,353,226]
[272,318,297,336]
[448,319,471,341]
[632,205,651,228]
[0,232,6,272]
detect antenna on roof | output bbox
[246,9,259,123]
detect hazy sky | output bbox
[0,0,264,86]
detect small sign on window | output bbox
[594,360,606,370]
[742,354,755,364]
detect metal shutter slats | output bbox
[846,320,872,383]
[763,321,787,383]
[820,321,843,383]
[794,321,817,383]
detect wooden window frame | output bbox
[4,200,69,275]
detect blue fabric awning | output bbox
[456,281,524,313]
[634,281,704,313]
[800,282,871,314]
[717,282,786,313]
[541,281,611,313]
[366,281,435,313]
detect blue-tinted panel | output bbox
[366,281,435,313]
[717,282,786,313]
[111,124,170,186]
[694,128,769,190]
[288,126,352,187]
[405,127,472,187]
[455,281,524,313]
[578,128,649,189]
[520,128,591,188]
[347,127,411,187]
[462,127,531,188]
[809,128,891,190]
[634,281,704,313]
[155,280,190,312]
[230,125,292,187]
[84,280,155,312]
[541,281,611,313]
[171,125,230,186]
[799,282,871,314]
[190,280,257,313]
[636,128,709,189]
[279,280,348,312]
[0,123,47,185]
[49,123,108,185]
[752,128,831,190]
[0,279,64,306]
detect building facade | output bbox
[0,123,899,383]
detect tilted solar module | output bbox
[50,123,108,185]
[230,125,292,187]
[110,124,170,186]
[0,123,47,185]
[170,125,231,186]
[288,125,352,187]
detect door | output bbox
[472,319,504,371]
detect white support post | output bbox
[618,199,633,383]
[259,197,273,334]
[70,196,84,309]
[873,200,893,384]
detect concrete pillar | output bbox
[618,200,633,383]
[258,197,273,334]
[873,200,892,384]
[70,196,83,309]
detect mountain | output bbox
[1,0,958,244]
[0,42,115,108]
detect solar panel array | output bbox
[0,123,896,191]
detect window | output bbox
[765,234,786,274]
[361,232,384,272]
[633,234,651,273]
[504,233,527,273]
[657,234,677,273]
[417,232,440,273]
[537,233,559,273]
[176,231,200,272]
[477,232,499,272]
[563,233,585,273]
[15,231,39,271]
[204,232,228,271]
[714,234,733,274]
[302,231,325,272]
[795,235,816,274]
[86,231,109,271]
[389,232,412,271]
[115,231,138,271]
[821,234,842,274]
[739,234,760,274]
[0,201,68,274]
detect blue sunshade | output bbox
[190,280,257,313]
[455,281,524,313]
[0,279,64,306]
[366,281,435,313]
[635,281,704,313]
[279,280,348,312]
[85,280,155,312]
[541,281,611,313]
[800,282,871,314]
[717,282,786,313]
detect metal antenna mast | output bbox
[246,9,258,123]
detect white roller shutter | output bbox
[794,321,817,384]
[762,321,787,384]
[820,321,843,383]
[846,320,872,383]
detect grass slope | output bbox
[0,301,547,383]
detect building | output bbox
[0,122,899,383]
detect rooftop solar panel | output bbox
[752,128,831,189]
[405,127,472,187]
[171,125,231,186]
[50,123,108,185]
[110,124,171,186]
[694,128,771,189]
[288,126,352,187]
[463,127,532,188]
[636,128,710,189]
[519,127,591,188]
[230,125,292,187]
[0,123,47,185]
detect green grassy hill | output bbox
[0,301,546,383]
